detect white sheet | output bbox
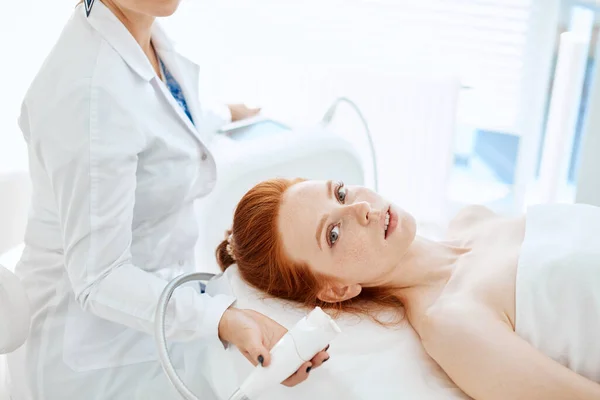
[515,203,600,383]
[203,266,469,400]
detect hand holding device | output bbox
[227,307,341,400]
[219,307,331,388]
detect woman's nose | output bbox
[346,201,377,226]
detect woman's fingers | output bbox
[230,309,332,388]
[229,104,262,122]
[309,349,330,369]
[242,339,271,367]
[281,361,312,387]
[243,344,330,388]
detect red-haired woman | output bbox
[218,178,600,400]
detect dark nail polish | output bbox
[323,357,330,363]
[258,355,264,365]
[325,344,330,351]
[306,366,312,373]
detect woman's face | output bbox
[277,180,417,301]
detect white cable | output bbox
[320,97,378,192]
[155,272,216,400]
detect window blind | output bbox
[169,0,540,133]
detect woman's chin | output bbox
[405,214,418,242]
[391,212,417,246]
[154,7,178,17]
[149,1,181,16]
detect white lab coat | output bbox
[6,2,236,399]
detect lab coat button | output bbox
[201,153,208,161]
[178,260,185,266]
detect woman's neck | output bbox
[389,236,470,306]
[101,0,160,75]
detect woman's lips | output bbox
[385,206,398,239]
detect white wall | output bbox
[0,1,74,174]
[1,0,555,174]
[160,0,545,132]
[1,0,563,221]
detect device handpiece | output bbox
[229,307,341,400]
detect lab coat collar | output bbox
[85,1,189,82]
[85,1,155,81]
[85,1,207,143]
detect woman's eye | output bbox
[336,183,347,203]
[329,225,340,246]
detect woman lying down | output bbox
[215,178,600,400]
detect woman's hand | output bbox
[218,307,331,387]
[228,104,261,122]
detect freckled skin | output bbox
[277,180,417,288]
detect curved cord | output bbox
[155,272,217,400]
[320,97,378,192]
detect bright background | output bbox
[3,2,600,395]
[2,0,599,229]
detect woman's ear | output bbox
[317,283,362,303]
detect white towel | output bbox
[515,203,600,383]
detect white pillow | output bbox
[204,265,468,400]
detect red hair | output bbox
[215,178,403,323]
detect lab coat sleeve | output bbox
[199,101,233,139]
[204,102,232,127]
[29,79,235,343]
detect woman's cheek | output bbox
[339,236,370,266]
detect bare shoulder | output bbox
[418,299,508,354]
